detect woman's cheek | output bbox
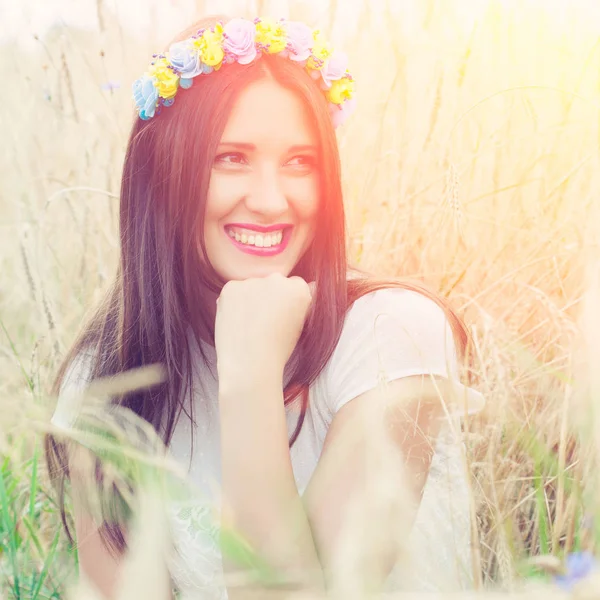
[283,175,320,216]
[205,172,248,217]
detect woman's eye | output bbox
[215,152,247,165]
[286,155,316,168]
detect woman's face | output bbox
[203,78,320,282]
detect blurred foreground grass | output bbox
[3,0,600,597]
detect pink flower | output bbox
[286,21,313,62]
[329,96,356,129]
[321,50,348,88]
[223,18,257,65]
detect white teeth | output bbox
[226,227,286,248]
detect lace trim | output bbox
[167,501,227,599]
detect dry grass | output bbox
[2,0,600,597]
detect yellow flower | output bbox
[326,75,355,105]
[255,19,287,54]
[307,30,332,70]
[148,57,179,99]
[192,24,225,67]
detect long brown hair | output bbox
[44,15,471,557]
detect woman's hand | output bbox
[214,273,314,385]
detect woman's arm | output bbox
[218,372,444,596]
[73,510,123,598]
[218,374,326,597]
[67,443,126,599]
[302,375,445,587]
[213,277,446,594]
[68,446,175,600]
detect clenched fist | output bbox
[214,274,315,385]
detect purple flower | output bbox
[286,21,313,62]
[168,40,203,78]
[132,75,159,120]
[329,96,356,129]
[321,51,348,88]
[554,552,598,591]
[223,18,257,65]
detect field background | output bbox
[2,0,600,597]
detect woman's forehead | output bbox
[219,79,317,148]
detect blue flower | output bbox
[168,40,203,78]
[179,78,193,89]
[554,552,598,591]
[132,75,158,120]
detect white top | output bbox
[52,288,485,599]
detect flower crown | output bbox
[132,17,356,128]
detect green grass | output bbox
[0,443,77,599]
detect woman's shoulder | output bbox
[311,282,485,418]
[331,285,453,373]
[313,286,454,413]
[51,347,97,429]
[342,285,449,336]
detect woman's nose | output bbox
[245,167,288,218]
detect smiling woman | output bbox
[44,13,484,600]
[204,78,320,282]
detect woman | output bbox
[45,14,484,600]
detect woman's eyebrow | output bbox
[218,142,317,153]
[219,142,256,150]
[288,144,318,153]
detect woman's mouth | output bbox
[223,225,293,257]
